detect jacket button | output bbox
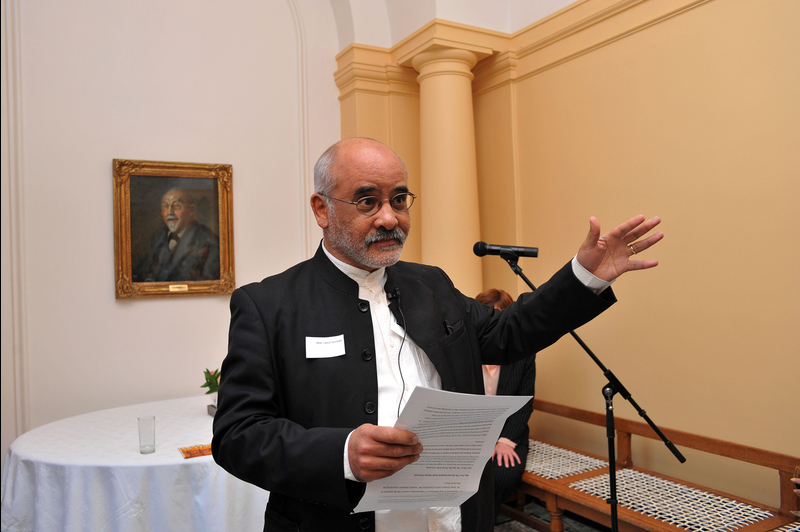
[359,516,371,529]
[364,402,376,414]
[362,349,373,361]
[358,301,369,313]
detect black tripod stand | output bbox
[497,250,686,532]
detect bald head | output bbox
[314,138,407,197]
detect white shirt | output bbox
[325,246,611,532]
[323,245,460,532]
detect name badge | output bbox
[305,335,346,358]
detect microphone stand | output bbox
[498,251,686,532]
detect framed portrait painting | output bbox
[113,159,234,298]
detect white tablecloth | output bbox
[1,395,269,532]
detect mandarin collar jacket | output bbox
[212,244,615,532]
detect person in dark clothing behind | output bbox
[476,288,537,516]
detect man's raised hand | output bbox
[577,215,663,282]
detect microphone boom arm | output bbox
[499,251,684,463]
[496,250,685,532]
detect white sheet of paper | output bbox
[353,387,531,512]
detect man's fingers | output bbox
[584,216,601,241]
[628,231,664,255]
[623,216,662,243]
[578,216,601,255]
[360,424,419,445]
[350,425,422,458]
[626,259,660,271]
[351,450,421,482]
[349,424,423,482]
[606,214,645,240]
[359,453,420,475]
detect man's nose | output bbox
[372,200,398,228]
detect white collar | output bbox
[322,240,386,289]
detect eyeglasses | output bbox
[322,192,416,216]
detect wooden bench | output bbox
[500,399,800,532]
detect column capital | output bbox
[393,19,506,68]
[411,47,480,82]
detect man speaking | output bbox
[212,137,663,532]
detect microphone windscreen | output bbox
[473,241,487,257]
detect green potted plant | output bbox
[201,368,220,416]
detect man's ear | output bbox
[310,193,330,229]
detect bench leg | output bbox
[545,493,564,532]
[515,489,526,508]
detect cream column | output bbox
[411,47,483,296]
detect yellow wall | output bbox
[501,0,798,509]
[336,0,799,509]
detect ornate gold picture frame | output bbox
[113,159,234,298]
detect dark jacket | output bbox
[212,244,614,531]
[496,355,537,449]
[491,355,537,513]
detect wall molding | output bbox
[508,0,714,83]
[335,45,419,100]
[335,1,715,99]
[285,0,317,260]
[470,0,713,94]
[512,0,647,57]
[2,0,30,436]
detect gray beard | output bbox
[327,222,408,270]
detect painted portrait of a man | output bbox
[131,178,221,283]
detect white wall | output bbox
[1,0,340,464]
[0,0,643,479]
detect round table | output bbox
[1,395,269,532]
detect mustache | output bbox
[165,215,179,222]
[364,227,406,248]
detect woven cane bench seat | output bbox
[499,400,799,532]
[525,439,608,480]
[570,468,774,531]
[771,523,800,532]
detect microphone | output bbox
[387,285,409,419]
[387,287,405,327]
[473,241,539,258]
